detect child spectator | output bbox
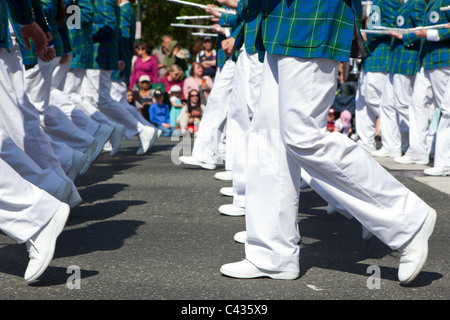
[334,109,353,137]
[169,85,185,129]
[149,89,179,137]
[326,108,336,132]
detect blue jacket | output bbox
[149,102,171,126]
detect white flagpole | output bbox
[176,15,213,20]
[166,0,236,14]
[362,23,450,34]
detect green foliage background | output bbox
[136,0,216,59]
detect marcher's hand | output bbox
[221,37,235,56]
[212,24,225,35]
[38,46,56,62]
[59,53,70,64]
[20,22,48,55]
[446,23,450,29]
[206,4,221,18]
[389,31,403,40]
[414,29,428,38]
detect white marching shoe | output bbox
[371,148,402,158]
[423,166,450,176]
[179,156,216,170]
[233,231,247,244]
[220,187,233,197]
[218,204,245,216]
[137,126,157,155]
[394,155,429,165]
[398,208,436,284]
[24,203,70,282]
[220,259,300,280]
[215,171,232,181]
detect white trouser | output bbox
[192,58,236,165]
[83,69,143,139]
[64,68,118,128]
[24,56,95,151]
[51,53,72,91]
[379,73,413,153]
[50,88,100,136]
[355,70,386,152]
[405,67,437,162]
[0,129,65,197]
[228,49,263,208]
[425,66,450,167]
[245,54,429,272]
[0,45,72,193]
[50,55,100,136]
[0,157,61,244]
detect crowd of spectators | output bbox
[125,35,215,135]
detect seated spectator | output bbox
[177,89,205,137]
[169,85,185,129]
[195,36,217,79]
[164,40,188,75]
[149,89,179,137]
[129,42,159,90]
[127,88,142,111]
[159,64,185,99]
[137,75,154,120]
[183,62,213,103]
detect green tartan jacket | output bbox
[257,0,368,63]
[362,0,399,73]
[387,0,426,76]
[421,0,450,70]
[68,0,95,70]
[1,0,35,50]
[15,0,65,65]
[231,0,262,55]
[112,1,136,83]
[91,0,120,71]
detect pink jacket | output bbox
[129,56,159,89]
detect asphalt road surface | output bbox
[0,136,449,304]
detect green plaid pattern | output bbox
[258,0,364,62]
[362,0,399,73]
[218,7,239,67]
[15,0,64,65]
[118,2,135,83]
[387,0,426,76]
[231,0,261,55]
[69,0,95,69]
[0,1,11,49]
[421,0,450,70]
[5,0,34,25]
[91,0,119,71]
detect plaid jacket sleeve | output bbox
[421,0,450,70]
[260,0,363,62]
[5,0,34,25]
[388,0,426,75]
[362,0,399,73]
[68,0,94,69]
[91,0,119,70]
